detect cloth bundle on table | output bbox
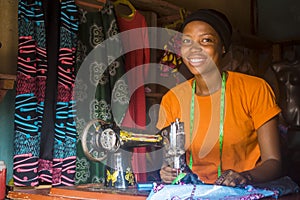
[147,184,274,200]
[253,176,300,198]
[147,176,300,200]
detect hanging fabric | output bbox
[159,33,182,79]
[114,1,150,183]
[114,0,149,130]
[159,32,194,86]
[74,1,129,184]
[13,0,79,186]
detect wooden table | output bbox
[7,184,300,200]
[7,184,148,200]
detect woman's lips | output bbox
[187,56,207,66]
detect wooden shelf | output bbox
[0,73,16,103]
[125,0,189,26]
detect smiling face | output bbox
[181,21,224,76]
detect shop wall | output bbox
[0,0,18,75]
[0,88,15,184]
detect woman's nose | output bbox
[190,41,202,52]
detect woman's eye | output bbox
[202,38,212,43]
[182,38,192,46]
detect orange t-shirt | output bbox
[156,71,281,184]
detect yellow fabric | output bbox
[157,71,281,184]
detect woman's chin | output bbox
[188,64,206,75]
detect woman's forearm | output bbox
[241,159,282,183]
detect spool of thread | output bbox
[0,161,7,200]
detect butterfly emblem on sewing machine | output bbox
[106,169,119,186]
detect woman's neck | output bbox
[194,70,223,96]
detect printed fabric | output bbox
[14,0,78,186]
[147,176,300,200]
[74,1,129,185]
[147,183,275,200]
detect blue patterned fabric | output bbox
[147,176,300,200]
[147,184,275,200]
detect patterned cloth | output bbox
[14,0,78,186]
[159,33,182,79]
[147,184,275,200]
[147,176,300,200]
[74,1,129,185]
[253,176,300,198]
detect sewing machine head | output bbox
[81,119,185,188]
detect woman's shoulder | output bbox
[167,79,193,94]
[227,71,268,86]
[226,71,275,100]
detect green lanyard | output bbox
[189,72,226,178]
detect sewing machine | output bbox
[81,119,185,188]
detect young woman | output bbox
[157,9,282,187]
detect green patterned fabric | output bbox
[74,2,129,184]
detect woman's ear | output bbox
[222,46,226,54]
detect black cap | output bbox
[181,9,232,52]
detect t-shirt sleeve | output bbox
[156,91,179,130]
[250,79,281,130]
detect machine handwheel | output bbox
[81,119,109,162]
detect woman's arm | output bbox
[216,116,282,186]
[242,116,282,182]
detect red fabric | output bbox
[117,11,150,182]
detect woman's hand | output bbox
[159,165,178,183]
[215,169,249,187]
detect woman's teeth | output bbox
[190,58,204,62]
